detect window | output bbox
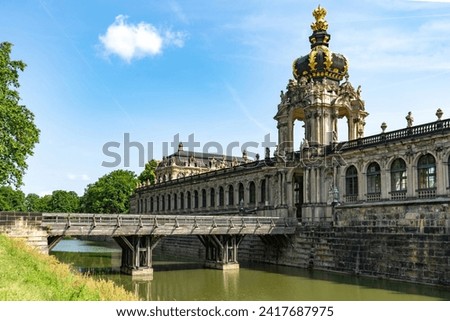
[180,192,184,209]
[173,193,178,210]
[167,194,171,211]
[150,197,154,212]
[187,191,191,209]
[448,155,450,188]
[156,196,160,211]
[345,166,358,199]
[194,190,199,208]
[249,181,256,204]
[367,162,381,194]
[202,189,207,207]
[418,154,436,189]
[210,188,215,207]
[391,158,407,191]
[238,183,245,205]
[219,187,224,206]
[228,185,234,206]
[260,179,266,204]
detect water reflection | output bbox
[51,239,450,301]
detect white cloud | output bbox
[410,0,450,2]
[169,1,189,24]
[67,173,91,181]
[334,18,450,72]
[99,15,186,62]
[67,173,77,180]
[38,191,52,197]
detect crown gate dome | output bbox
[292,6,348,83]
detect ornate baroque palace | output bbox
[131,6,449,286]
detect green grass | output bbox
[0,234,138,300]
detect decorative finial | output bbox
[311,5,328,31]
[381,122,387,133]
[436,108,443,120]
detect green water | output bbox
[51,239,450,301]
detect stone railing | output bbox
[338,118,450,151]
[0,212,42,230]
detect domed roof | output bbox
[292,6,348,83]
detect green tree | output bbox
[24,193,40,211]
[0,42,40,188]
[50,190,80,213]
[38,195,52,212]
[138,159,158,184]
[81,170,137,214]
[0,186,25,211]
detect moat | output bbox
[51,238,450,301]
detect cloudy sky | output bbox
[2,0,450,196]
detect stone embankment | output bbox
[154,206,449,286]
[0,212,48,253]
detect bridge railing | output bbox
[0,212,42,228]
[42,213,296,229]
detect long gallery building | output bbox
[131,6,449,286]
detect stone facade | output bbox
[133,157,292,219]
[0,212,48,253]
[131,6,450,286]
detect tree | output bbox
[50,190,80,213]
[0,186,25,211]
[24,193,41,212]
[37,194,52,212]
[138,159,158,184]
[0,42,40,188]
[81,170,137,214]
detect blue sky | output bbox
[2,0,450,196]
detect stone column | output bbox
[304,168,310,203]
[380,167,389,200]
[436,155,446,196]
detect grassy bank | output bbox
[0,234,138,300]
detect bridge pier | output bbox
[113,235,163,279]
[198,235,244,270]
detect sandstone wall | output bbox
[153,204,449,286]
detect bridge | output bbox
[1,212,297,279]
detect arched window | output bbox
[219,186,224,206]
[345,166,358,202]
[228,185,234,206]
[418,154,436,189]
[150,197,154,212]
[194,190,199,208]
[173,193,178,210]
[187,191,191,209]
[260,179,266,204]
[202,189,207,208]
[162,195,166,211]
[448,154,450,188]
[180,192,184,210]
[210,188,215,207]
[167,194,171,211]
[367,162,381,196]
[156,196,160,212]
[238,183,245,205]
[249,181,256,204]
[391,158,407,192]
